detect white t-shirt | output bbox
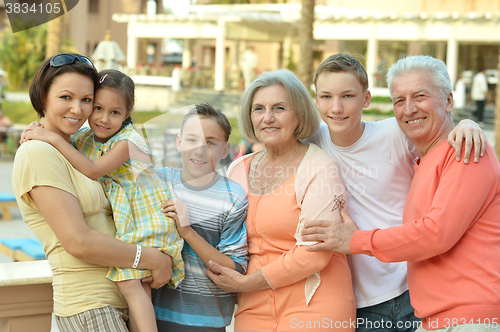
[471,71,488,101]
[307,118,417,308]
[454,79,466,109]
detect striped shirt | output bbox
[152,167,248,328]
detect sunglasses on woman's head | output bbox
[49,54,94,68]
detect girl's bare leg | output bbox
[118,279,157,332]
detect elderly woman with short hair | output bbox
[208,69,355,331]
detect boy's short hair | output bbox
[313,53,369,91]
[180,103,232,141]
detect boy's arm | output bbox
[162,198,239,271]
[216,193,249,273]
[449,119,488,163]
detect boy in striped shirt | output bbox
[152,103,248,332]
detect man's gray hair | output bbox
[386,55,453,99]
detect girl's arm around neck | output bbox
[23,127,134,180]
[51,139,132,180]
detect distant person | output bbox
[471,67,489,123]
[0,70,6,105]
[0,108,12,143]
[240,46,258,89]
[233,138,266,160]
[453,75,466,110]
[153,103,248,332]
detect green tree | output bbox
[0,21,47,90]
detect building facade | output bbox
[112,0,500,92]
[0,0,499,92]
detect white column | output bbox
[366,30,378,90]
[214,18,227,91]
[172,66,181,92]
[182,39,193,69]
[127,20,138,72]
[446,36,459,87]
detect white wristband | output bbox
[132,245,141,269]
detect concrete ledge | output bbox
[0,261,53,332]
[0,260,52,286]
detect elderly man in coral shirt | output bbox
[302,55,500,332]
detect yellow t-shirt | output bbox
[12,140,127,317]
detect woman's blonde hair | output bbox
[239,69,320,142]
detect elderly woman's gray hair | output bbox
[239,69,320,142]
[386,55,453,99]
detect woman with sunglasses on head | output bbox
[22,68,185,332]
[12,53,173,332]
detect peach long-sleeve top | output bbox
[228,144,355,332]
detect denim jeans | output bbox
[356,290,421,332]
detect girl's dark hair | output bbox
[180,103,232,141]
[29,53,99,118]
[98,69,135,128]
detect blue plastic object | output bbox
[0,238,46,259]
[0,193,16,202]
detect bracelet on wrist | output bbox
[132,245,141,269]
